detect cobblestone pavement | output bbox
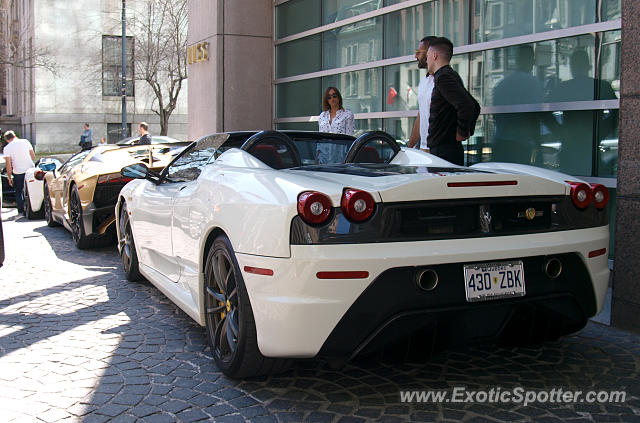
[1,206,639,423]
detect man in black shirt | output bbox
[426,37,480,166]
[137,122,152,145]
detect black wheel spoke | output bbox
[228,309,239,337]
[207,304,225,313]
[224,318,237,353]
[206,286,225,303]
[228,286,237,302]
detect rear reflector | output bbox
[316,271,369,279]
[588,248,607,258]
[243,266,274,276]
[447,181,518,187]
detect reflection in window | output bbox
[323,17,382,69]
[469,110,613,177]
[276,35,322,78]
[383,117,416,143]
[471,0,598,43]
[385,1,469,58]
[323,69,382,114]
[166,139,221,182]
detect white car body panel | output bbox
[24,167,44,211]
[241,225,609,357]
[116,134,611,361]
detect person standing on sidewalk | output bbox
[408,35,437,152]
[79,123,93,150]
[3,130,35,216]
[426,37,480,165]
[137,122,152,145]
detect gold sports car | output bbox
[43,142,189,249]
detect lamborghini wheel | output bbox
[203,235,290,378]
[43,184,59,227]
[69,185,90,249]
[118,202,143,281]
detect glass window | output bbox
[323,68,382,114]
[471,0,596,43]
[276,35,322,78]
[323,0,384,25]
[276,0,321,39]
[600,30,621,98]
[102,35,134,97]
[384,63,420,112]
[602,0,621,21]
[470,35,599,107]
[276,78,322,119]
[384,1,469,58]
[383,117,416,143]
[477,110,596,176]
[107,123,131,144]
[323,17,382,69]
[354,118,383,137]
[276,122,318,131]
[165,139,219,182]
[596,109,619,177]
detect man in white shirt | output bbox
[408,36,437,152]
[3,130,35,215]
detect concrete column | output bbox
[612,0,640,333]
[187,0,272,140]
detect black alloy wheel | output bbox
[69,185,89,249]
[118,202,143,281]
[43,184,59,227]
[203,235,290,378]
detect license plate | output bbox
[463,261,525,302]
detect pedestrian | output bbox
[317,87,354,163]
[137,122,152,145]
[98,137,107,146]
[426,37,480,166]
[408,36,437,152]
[79,123,93,150]
[2,130,35,216]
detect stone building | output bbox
[0,0,187,152]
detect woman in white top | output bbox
[317,87,355,164]
[318,87,354,135]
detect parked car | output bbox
[116,130,610,378]
[23,158,63,219]
[1,161,15,206]
[116,135,182,146]
[43,142,189,248]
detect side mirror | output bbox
[121,163,149,179]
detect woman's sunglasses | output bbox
[327,93,339,99]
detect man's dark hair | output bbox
[430,37,454,62]
[4,130,15,141]
[420,35,437,47]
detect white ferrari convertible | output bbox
[116,130,610,378]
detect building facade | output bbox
[195,1,635,332]
[0,0,188,152]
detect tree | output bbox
[0,6,56,73]
[131,0,188,136]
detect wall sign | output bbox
[187,42,209,65]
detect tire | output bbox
[69,185,92,249]
[24,183,44,220]
[43,184,60,227]
[204,235,291,378]
[118,202,143,281]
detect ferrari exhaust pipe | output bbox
[416,269,438,291]
[544,257,562,279]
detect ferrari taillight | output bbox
[566,181,591,209]
[590,183,609,209]
[34,170,46,181]
[341,188,375,223]
[297,191,332,225]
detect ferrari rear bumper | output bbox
[237,226,609,359]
